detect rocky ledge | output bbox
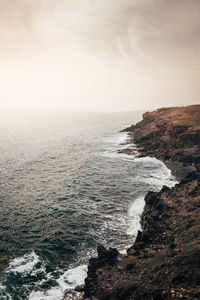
[83,105,200,299]
[121,105,200,179]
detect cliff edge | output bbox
[121,105,200,179]
[83,105,200,300]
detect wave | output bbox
[29,265,88,300]
[127,196,145,236]
[100,132,139,160]
[127,157,178,237]
[133,156,178,189]
[103,132,128,145]
[6,251,40,276]
[3,251,88,300]
[100,151,136,160]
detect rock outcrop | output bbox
[122,105,200,179]
[83,105,200,299]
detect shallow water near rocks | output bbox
[0,112,177,299]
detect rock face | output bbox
[122,105,200,179]
[83,105,200,299]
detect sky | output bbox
[0,0,199,112]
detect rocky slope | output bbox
[121,105,200,179]
[83,105,200,300]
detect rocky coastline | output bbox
[82,105,200,299]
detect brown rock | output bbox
[83,105,200,300]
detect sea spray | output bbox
[127,196,145,236]
[29,265,88,300]
[6,252,40,276]
[127,157,178,237]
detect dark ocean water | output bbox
[0,112,177,299]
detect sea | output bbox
[0,112,177,300]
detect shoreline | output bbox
[62,135,177,300]
[82,105,200,299]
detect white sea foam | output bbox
[103,132,128,145]
[127,157,178,237]
[119,245,132,255]
[30,264,46,277]
[100,151,136,160]
[103,132,132,151]
[0,284,12,300]
[127,197,146,236]
[6,253,87,300]
[28,265,88,300]
[57,264,87,289]
[134,157,178,189]
[99,131,140,161]
[6,251,40,276]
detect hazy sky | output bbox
[0,0,199,112]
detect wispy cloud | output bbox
[1,0,200,69]
[0,0,199,112]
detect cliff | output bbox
[83,105,200,300]
[121,105,200,179]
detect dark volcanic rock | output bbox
[83,105,200,300]
[122,105,200,179]
[84,246,119,298]
[97,245,119,265]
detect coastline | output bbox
[82,105,200,299]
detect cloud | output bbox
[0,0,35,57]
[76,0,200,69]
[1,0,200,67]
[0,0,199,112]
[26,0,200,71]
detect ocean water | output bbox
[0,112,177,300]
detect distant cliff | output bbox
[83,105,200,300]
[122,105,200,179]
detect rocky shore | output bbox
[83,105,200,299]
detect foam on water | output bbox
[100,151,137,160]
[29,265,88,300]
[0,284,12,300]
[6,252,40,276]
[3,251,88,300]
[127,197,145,236]
[134,157,178,189]
[119,245,133,255]
[101,132,138,160]
[57,265,88,290]
[127,157,178,237]
[103,132,128,145]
